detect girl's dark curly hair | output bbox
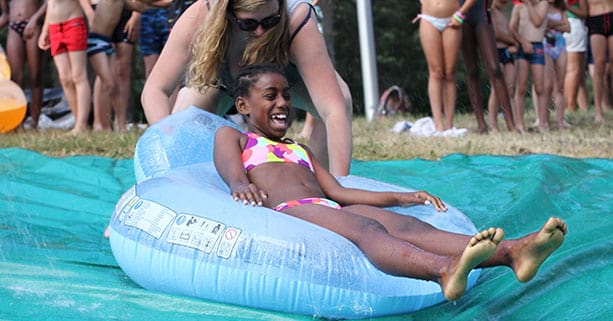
[230,64,286,99]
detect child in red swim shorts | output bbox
[38,0,91,133]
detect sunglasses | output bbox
[231,11,281,32]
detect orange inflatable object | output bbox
[0,79,27,133]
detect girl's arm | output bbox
[79,0,95,27]
[0,0,9,29]
[124,10,141,42]
[524,0,549,27]
[509,4,532,52]
[548,10,570,33]
[492,10,519,47]
[141,0,207,124]
[214,127,268,206]
[448,0,479,29]
[564,0,587,18]
[309,147,447,211]
[289,4,352,176]
[38,7,50,51]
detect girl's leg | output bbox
[577,67,590,111]
[476,24,517,132]
[514,58,530,132]
[6,28,25,86]
[419,21,446,132]
[460,24,488,133]
[25,32,44,129]
[590,34,607,122]
[284,204,500,300]
[52,53,78,121]
[441,27,462,130]
[535,55,554,129]
[554,52,568,128]
[531,62,549,131]
[143,53,160,78]
[68,50,92,133]
[113,42,134,132]
[563,51,584,112]
[343,205,567,283]
[487,80,499,131]
[89,53,116,131]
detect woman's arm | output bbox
[141,0,207,124]
[214,127,268,206]
[289,4,352,176]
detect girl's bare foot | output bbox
[440,227,504,300]
[511,217,567,282]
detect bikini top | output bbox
[547,12,563,22]
[241,132,315,173]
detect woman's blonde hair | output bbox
[187,0,290,92]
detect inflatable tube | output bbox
[110,107,481,319]
[0,79,27,134]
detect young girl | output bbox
[510,0,550,132]
[416,0,478,132]
[38,0,91,133]
[1,0,46,129]
[488,0,519,131]
[214,64,567,301]
[542,0,571,129]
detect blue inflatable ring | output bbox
[109,107,481,319]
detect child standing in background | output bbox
[0,0,46,129]
[38,0,91,133]
[510,0,549,132]
[416,0,477,133]
[542,0,571,129]
[488,0,519,131]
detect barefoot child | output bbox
[488,0,519,131]
[510,0,550,132]
[214,64,568,301]
[38,0,91,133]
[416,0,478,133]
[0,0,46,129]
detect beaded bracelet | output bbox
[453,11,465,24]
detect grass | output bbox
[1,109,611,160]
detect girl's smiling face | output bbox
[237,72,292,140]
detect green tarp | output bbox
[1,148,611,320]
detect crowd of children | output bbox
[2,1,610,134]
[0,0,191,133]
[418,0,609,133]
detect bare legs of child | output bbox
[283,203,567,300]
[419,20,462,132]
[462,22,517,133]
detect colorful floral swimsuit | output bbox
[241,132,341,211]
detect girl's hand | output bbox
[401,191,447,212]
[23,20,38,39]
[38,30,50,50]
[231,183,268,207]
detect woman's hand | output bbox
[231,183,268,207]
